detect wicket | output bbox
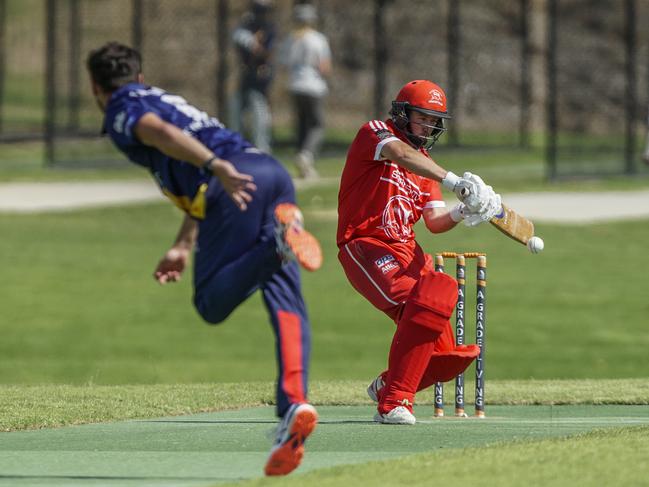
[433,252,487,418]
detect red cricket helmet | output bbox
[390,80,451,149]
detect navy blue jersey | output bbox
[103,82,252,218]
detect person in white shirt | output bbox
[281,4,332,179]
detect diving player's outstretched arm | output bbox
[134,112,257,211]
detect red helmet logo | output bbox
[428,89,444,107]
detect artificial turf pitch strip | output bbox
[0,405,647,486]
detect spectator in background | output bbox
[281,3,332,179]
[231,0,275,153]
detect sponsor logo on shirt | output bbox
[375,253,400,274]
[386,167,425,202]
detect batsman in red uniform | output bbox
[337,80,501,424]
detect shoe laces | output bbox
[398,398,413,408]
[268,403,296,444]
[274,212,303,262]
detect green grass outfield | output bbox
[1,201,649,383]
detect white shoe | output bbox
[374,406,416,425]
[367,375,385,403]
[265,403,318,476]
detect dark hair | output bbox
[87,42,142,92]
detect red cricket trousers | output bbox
[338,237,479,413]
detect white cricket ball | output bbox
[527,236,544,254]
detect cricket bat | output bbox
[489,203,535,245]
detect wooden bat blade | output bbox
[489,203,535,245]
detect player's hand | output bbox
[452,172,501,216]
[453,172,489,211]
[442,171,502,227]
[153,247,190,284]
[463,192,503,227]
[208,159,257,211]
[442,171,490,210]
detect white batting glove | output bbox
[463,211,484,227]
[441,171,462,192]
[458,172,490,212]
[442,171,502,224]
[462,192,502,227]
[442,171,490,211]
[482,192,502,219]
[449,203,466,223]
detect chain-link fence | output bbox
[548,0,649,178]
[0,0,647,178]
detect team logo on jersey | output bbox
[376,129,392,140]
[375,254,399,274]
[378,195,416,242]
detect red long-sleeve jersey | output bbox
[337,119,445,248]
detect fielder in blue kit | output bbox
[87,42,320,476]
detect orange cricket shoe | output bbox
[274,203,323,272]
[264,403,318,476]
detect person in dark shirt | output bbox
[231,0,275,153]
[87,41,320,476]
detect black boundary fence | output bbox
[546,0,648,179]
[0,0,648,179]
[0,0,5,135]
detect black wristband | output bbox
[202,156,216,171]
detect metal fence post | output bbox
[45,0,57,166]
[67,0,80,132]
[546,0,557,180]
[0,0,6,135]
[520,0,531,148]
[132,0,143,54]
[373,0,387,119]
[216,0,229,119]
[624,0,637,175]
[447,0,460,146]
